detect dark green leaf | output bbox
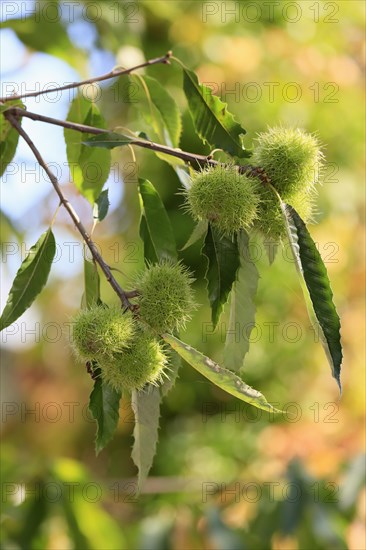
[138,178,177,262]
[82,260,100,310]
[203,225,240,329]
[64,95,111,204]
[89,372,121,455]
[93,189,110,222]
[224,231,259,372]
[182,66,250,158]
[180,220,208,250]
[142,75,182,147]
[139,214,158,264]
[131,386,161,492]
[82,132,135,149]
[0,229,55,331]
[163,334,281,413]
[282,204,343,391]
[0,99,24,177]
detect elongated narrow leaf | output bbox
[93,189,110,222]
[64,95,111,203]
[17,483,48,549]
[163,334,280,413]
[160,348,182,397]
[54,458,125,548]
[82,259,100,309]
[0,99,24,177]
[180,220,208,251]
[203,225,240,328]
[131,386,161,492]
[182,67,250,158]
[89,372,121,455]
[142,75,182,147]
[59,493,91,550]
[83,132,134,149]
[281,203,342,390]
[140,214,158,264]
[138,178,177,262]
[224,231,259,372]
[0,229,55,331]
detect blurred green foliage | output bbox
[1,1,365,548]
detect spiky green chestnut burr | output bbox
[71,305,134,361]
[99,326,168,391]
[251,127,322,240]
[252,126,323,198]
[135,261,196,334]
[186,165,260,236]
[254,185,315,241]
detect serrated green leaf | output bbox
[93,189,110,222]
[82,132,135,149]
[160,348,182,397]
[89,372,121,455]
[203,225,240,328]
[82,260,100,310]
[163,334,281,413]
[0,229,55,331]
[0,99,24,177]
[224,231,259,372]
[142,75,182,147]
[281,203,343,391]
[131,386,161,492]
[182,66,250,158]
[138,178,177,262]
[65,95,111,204]
[180,220,208,251]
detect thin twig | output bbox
[0,52,172,103]
[8,106,269,181]
[5,111,133,310]
[8,107,259,173]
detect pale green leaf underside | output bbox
[224,230,259,372]
[0,229,55,331]
[180,219,208,251]
[142,75,182,148]
[131,386,161,492]
[64,95,111,203]
[163,334,281,413]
